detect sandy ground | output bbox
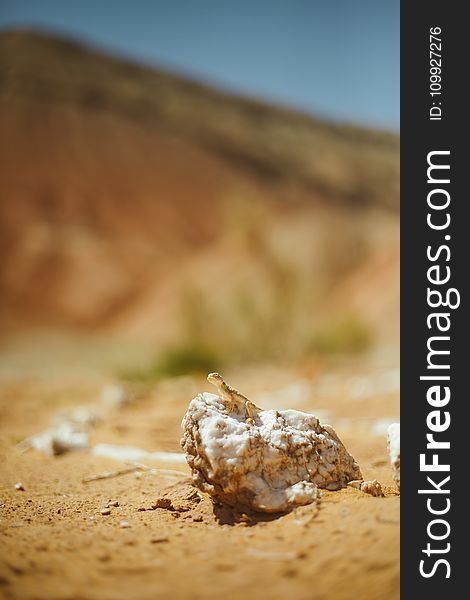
[0,362,399,600]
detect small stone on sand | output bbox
[182,392,362,513]
[153,498,172,509]
[150,536,169,543]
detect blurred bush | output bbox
[309,314,373,355]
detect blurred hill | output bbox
[0,30,399,364]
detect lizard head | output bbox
[207,372,223,386]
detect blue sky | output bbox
[0,0,399,130]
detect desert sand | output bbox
[0,357,399,600]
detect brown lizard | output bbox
[207,372,262,424]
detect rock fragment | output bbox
[348,479,384,497]
[18,422,88,456]
[152,498,172,510]
[387,423,400,491]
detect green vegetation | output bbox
[153,344,221,377]
[309,314,373,355]
[120,343,221,382]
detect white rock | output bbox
[18,422,89,456]
[100,384,129,408]
[181,392,362,513]
[91,443,186,464]
[387,423,400,490]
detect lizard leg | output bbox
[245,401,256,424]
[223,394,237,413]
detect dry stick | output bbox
[130,461,188,478]
[82,466,142,483]
[82,461,186,483]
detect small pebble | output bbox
[98,554,111,562]
[14,482,25,491]
[110,501,119,507]
[152,498,172,509]
[120,520,131,528]
[100,508,111,516]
